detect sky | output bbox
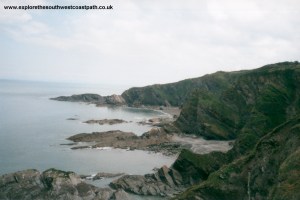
[0,0,300,86]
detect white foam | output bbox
[95,147,113,150]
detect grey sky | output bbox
[0,0,299,86]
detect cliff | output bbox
[120,62,300,199]
[176,117,300,200]
[121,71,235,107]
[176,62,300,141]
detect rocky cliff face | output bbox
[0,168,130,200]
[119,62,300,199]
[169,62,300,199]
[176,117,300,200]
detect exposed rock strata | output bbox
[0,168,131,200]
[110,164,197,198]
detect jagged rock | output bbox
[157,165,175,187]
[104,94,126,105]
[110,189,131,200]
[110,166,184,197]
[0,168,131,200]
[0,169,43,200]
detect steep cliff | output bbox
[176,62,300,140]
[176,117,300,200]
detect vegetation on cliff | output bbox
[176,117,300,200]
[121,61,300,199]
[121,71,234,107]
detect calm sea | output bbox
[0,80,176,178]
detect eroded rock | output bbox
[0,168,131,200]
[110,165,185,197]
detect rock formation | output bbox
[51,94,126,106]
[84,119,128,125]
[0,168,131,200]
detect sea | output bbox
[0,80,176,183]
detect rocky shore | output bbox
[50,93,126,106]
[67,127,232,157]
[110,165,184,197]
[0,168,130,200]
[0,165,191,199]
[84,119,128,125]
[6,62,298,199]
[67,129,179,155]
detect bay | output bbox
[0,80,176,177]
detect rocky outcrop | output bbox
[84,119,128,125]
[104,94,126,105]
[0,168,131,200]
[51,93,105,103]
[68,130,136,143]
[110,165,184,197]
[67,129,179,155]
[51,94,126,106]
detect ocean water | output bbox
[0,80,176,178]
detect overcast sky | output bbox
[0,0,299,86]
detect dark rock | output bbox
[110,166,184,197]
[50,93,126,106]
[60,142,78,146]
[0,168,131,200]
[51,93,105,103]
[66,118,78,120]
[110,189,131,200]
[67,129,177,156]
[84,119,128,125]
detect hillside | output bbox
[169,62,300,199]
[121,71,236,107]
[176,116,300,200]
[123,62,300,141]
[121,62,300,199]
